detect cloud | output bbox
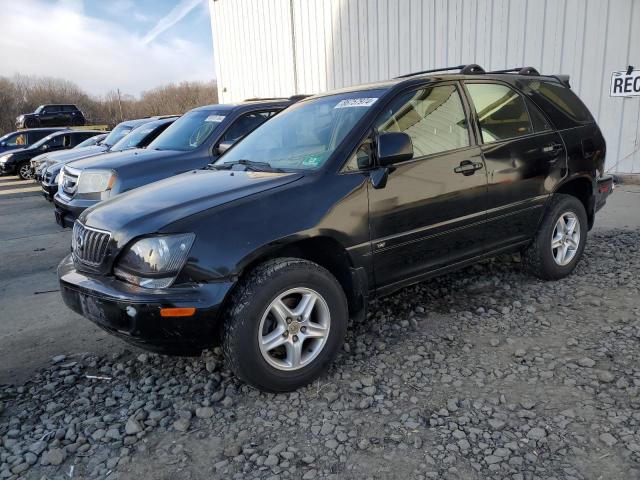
[0,0,214,96]
[142,0,203,45]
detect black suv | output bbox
[1,130,104,179]
[53,99,298,227]
[58,65,613,392]
[16,104,86,129]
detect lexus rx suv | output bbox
[58,65,613,392]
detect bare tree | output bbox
[0,75,218,136]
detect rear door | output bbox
[463,81,566,251]
[366,82,488,291]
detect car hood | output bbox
[47,145,108,164]
[83,169,304,239]
[68,148,174,171]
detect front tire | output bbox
[17,161,34,180]
[24,118,37,128]
[222,258,348,392]
[523,194,588,280]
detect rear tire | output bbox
[17,161,34,180]
[222,257,348,392]
[72,117,84,126]
[523,194,587,280]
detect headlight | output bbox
[77,169,116,194]
[53,173,60,184]
[114,233,195,289]
[57,169,65,188]
[0,154,12,165]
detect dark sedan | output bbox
[0,130,104,180]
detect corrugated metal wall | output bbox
[210,0,640,173]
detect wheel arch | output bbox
[235,235,367,316]
[552,175,596,229]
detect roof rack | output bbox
[488,66,541,76]
[396,64,486,79]
[243,94,309,102]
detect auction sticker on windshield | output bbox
[205,115,226,122]
[334,98,378,108]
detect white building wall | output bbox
[210,0,640,173]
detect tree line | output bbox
[0,74,218,136]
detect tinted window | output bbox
[222,111,276,143]
[524,80,594,128]
[44,106,61,113]
[216,90,386,170]
[526,97,552,132]
[376,85,470,158]
[2,132,27,146]
[63,105,77,112]
[467,83,533,142]
[149,110,227,151]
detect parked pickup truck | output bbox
[58,65,613,392]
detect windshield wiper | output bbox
[208,159,284,172]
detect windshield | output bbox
[103,124,134,147]
[30,133,58,149]
[34,106,44,114]
[148,110,225,151]
[74,135,104,148]
[215,90,384,170]
[111,123,158,151]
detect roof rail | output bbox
[395,64,485,79]
[488,66,541,76]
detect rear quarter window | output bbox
[520,80,594,129]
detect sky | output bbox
[0,0,215,97]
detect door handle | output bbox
[542,142,564,155]
[454,160,483,176]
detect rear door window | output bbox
[466,83,533,143]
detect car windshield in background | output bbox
[34,106,44,114]
[148,111,225,151]
[111,125,155,151]
[216,90,385,170]
[103,124,133,147]
[75,135,104,148]
[30,133,58,149]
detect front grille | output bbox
[72,222,111,266]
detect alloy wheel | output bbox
[258,287,331,371]
[551,211,580,266]
[19,164,34,180]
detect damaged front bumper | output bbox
[58,254,234,355]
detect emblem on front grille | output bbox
[75,232,84,251]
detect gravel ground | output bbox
[1,228,639,480]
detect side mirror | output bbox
[41,144,49,151]
[376,132,413,167]
[216,140,234,155]
[0,141,5,147]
